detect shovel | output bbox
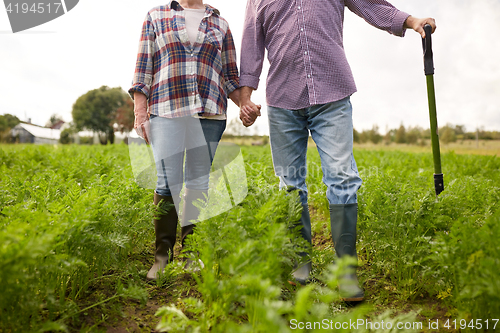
[422,24,444,197]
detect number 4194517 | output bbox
[5,2,62,14]
[444,319,499,330]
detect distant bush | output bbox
[440,126,457,144]
[59,128,73,144]
[79,136,93,145]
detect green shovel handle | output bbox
[421,23,444,196]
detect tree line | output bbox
[354,124,500,145]
[1,85,499,145]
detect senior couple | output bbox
[129,0,436,302]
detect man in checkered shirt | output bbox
[238,0,436,302]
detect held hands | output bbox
[404,16,436,38]
[133,92,151,144]
[240,100,261,127]
[237,86,261,127]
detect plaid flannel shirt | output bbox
[129,1,239,118]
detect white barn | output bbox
[11,123,61,144]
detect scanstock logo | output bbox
[3,0,79,33]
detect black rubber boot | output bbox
[291,202,312,285]
[181,189,207,271]
[147,193,178,280]
[330,203,364,302]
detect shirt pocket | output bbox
[205,27,224,50]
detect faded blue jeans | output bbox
[267,97,362,206]
[149,115,226,198]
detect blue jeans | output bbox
[268,97,362,205]
[149,115,226,197]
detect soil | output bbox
[77,219,453,332]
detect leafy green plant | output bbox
[0,145,151,331]
[426,211,500,320]
[1,143,499,332]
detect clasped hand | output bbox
[239,100,261,127]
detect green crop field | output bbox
[1,143,499,332]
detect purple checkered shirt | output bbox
[129,1,239,118]
[240,0,409,110]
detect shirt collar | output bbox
[169,1,220,16]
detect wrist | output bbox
[134,107,148,114]
[404,15,414,29]
[239,87,254,106]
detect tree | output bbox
[45,114,63,128]
[383,129,395,145]
[368,125,382,144]
[395,124,407,144]
[59,128,72,144]
[353,128,360,143]
[224,118,250,136]
[115,98,135,133]
[359,130,369,144]
[0,114,20,132]
[454,125,466,136]
[0,114,20,142]
[440,125,457,144]
[406,126,422,145]
[72,86,129,144]
[0,116,7,133]
[59,123,77,144]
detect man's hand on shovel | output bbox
[404,16,437,38]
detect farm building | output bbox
[10,122,131,145]
[11,123,61,144]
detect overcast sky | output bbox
[1,0,499,134]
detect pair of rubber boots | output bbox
[292,203,364,302]
[146,189,205,280]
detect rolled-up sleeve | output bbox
[240,0,265,90]
[129,13,156,100]
[221,27,240,96]
[345,0,410,37]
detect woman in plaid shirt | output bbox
[129,0,260,280]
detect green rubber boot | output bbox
[180,189,207,271]
[147,193,178,280]
[330,203,364,302]
[291,202,312,286]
